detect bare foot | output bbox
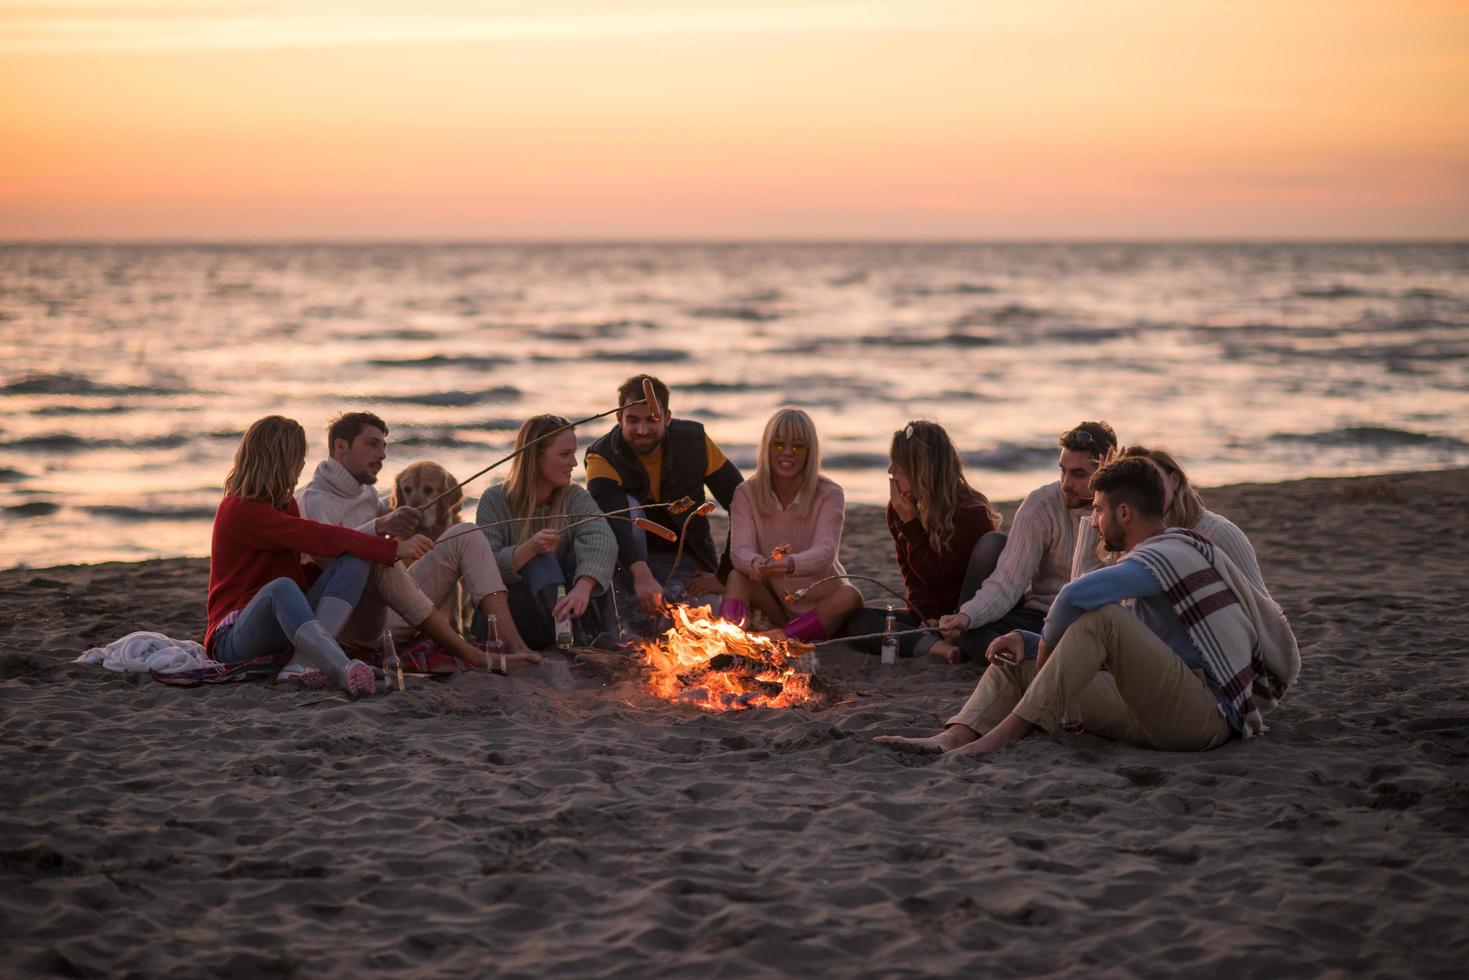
[872,734,946,755]
[929,640,968,664]
[945,714,1036,756]
[874,724,979,753]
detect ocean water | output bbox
[2,242,1466,569]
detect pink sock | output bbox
[718,597,749,627]
[781,609,828,642]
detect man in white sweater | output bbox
[936,421,1118,661]
[297,412,538,667]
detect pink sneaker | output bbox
[344,660,376,697]
[273,667,331,689]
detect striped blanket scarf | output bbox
[1127,529,1299,738]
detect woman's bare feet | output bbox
[929,639,968,664]
[873,724,979,753]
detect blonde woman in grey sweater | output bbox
[475,414,619,649]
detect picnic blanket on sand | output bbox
[78,631,480,687]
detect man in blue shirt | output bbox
[878,455,1260,756]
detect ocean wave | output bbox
[0,467,28,482]
[537,319,657,340]
[390,431,494,450]
[373,386,521,407]
[681,380,781,393]
[87,504,217,522]
[0,373,166,397]
[688,306,780,322]
[0,433,192,453]
[1268,426,1469,450]
[952,303,1051,327]
[4,501,59,517]
[461,417,524,431]
[363,354,509,370]
[586,348,690,363]
[821,452,891,470]
[32,404,132,417]
[1295,285,1371,299]
[963,444,1060,471]
[893,281,997,297]
[857,330,999,349]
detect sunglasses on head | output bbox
[1062,428,1101,452]
[902,423,932,448]
[771,440,809,457]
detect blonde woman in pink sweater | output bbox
[719,408,862,642]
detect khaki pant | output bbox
[339,523,506,648]
[946,604,1232,751]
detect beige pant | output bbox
[339,523,506,648]
[946,604,1232,751]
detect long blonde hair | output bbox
[502,414,573,544]
[224,416,307,508]
[751,408,822,517]
[889,420,1001,554]
[1121,445,1205,528]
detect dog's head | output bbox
[392,460,462,537]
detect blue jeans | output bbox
[474,552,612,649]
[212,556,370,664]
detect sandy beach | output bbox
[2,467,1467,977]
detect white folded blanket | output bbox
[77,631,220,674]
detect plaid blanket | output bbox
[1127,529,1299,738]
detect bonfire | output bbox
[639,603,830,711]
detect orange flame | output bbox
[639,603,817,712]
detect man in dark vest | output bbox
[585,374,743,634]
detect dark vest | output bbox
[587,419,717,569]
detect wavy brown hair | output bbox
[501,414,574,544]
[889,420,1000,554]
[1121,445,1205,528]
[223,416,307,508]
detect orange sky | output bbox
[2,0,1466,239]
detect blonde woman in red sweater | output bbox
[206,415,433,696]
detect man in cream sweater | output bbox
[936,421,1118,660]
[297,412,538,666]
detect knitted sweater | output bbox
[730,477,847,614]
[959,481,1089,628]
[474,483,618,589]
[205,495,397,650]
[887,501,998,621]
[296,458,387,536]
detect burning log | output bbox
[640,603,836,712]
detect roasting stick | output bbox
[781,574,909,606]
[431,498,691,549]
[807,626,942,648]
[419,378,665,513]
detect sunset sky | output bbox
[2,0,1466,239]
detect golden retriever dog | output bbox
[392,460,467,630]
[392,460,463,544]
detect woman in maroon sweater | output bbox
[842,420,1003,660]
[206,415,432,696]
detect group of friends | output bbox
[205,373,1299,756]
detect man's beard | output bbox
[353,468,378,485]
[1101,524,1126,552]
[1063,491,1092,510]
